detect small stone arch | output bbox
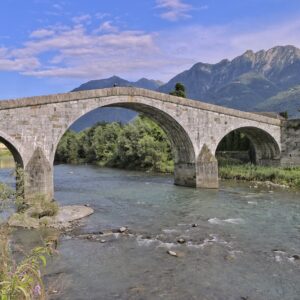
[0,133,24,197]
[0,134,23,168]
[215,126,281,166]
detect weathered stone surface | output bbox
[0,87,284,202]
[280,120,300,166]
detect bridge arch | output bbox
[0,131,24,198]
[215,126,281,165]
[51,99,197,188]
[0,131,23,168]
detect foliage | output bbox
[169,83,186,98]
[0,225,55,300]
[55,116,174,173]
[217,131,251,151]
[0,147,12,159]
[219,164,300,188]
[0,183,14,211]
[0,179,57,300]
[279,111,288,119]
[26,195,59,219]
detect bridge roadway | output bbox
[0,87,282,201]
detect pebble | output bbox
[167,250,178,257]
[292,254,300,260]
[192,224,198,227]
[177,238,186,244]
[119,227,127,233]
[100,239,106,243]
[84,204,90,207]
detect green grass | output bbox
[0,149,12,159]
[219,164,300,188]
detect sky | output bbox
[1,0,300,99]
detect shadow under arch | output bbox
[53,102,197,187]
[216,126,281,165]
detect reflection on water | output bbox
[2,165,300,300]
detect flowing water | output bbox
[1,165,300,300]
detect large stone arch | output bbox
[215,126,281,166]
[51,98,197,189]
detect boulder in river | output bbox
[8,205,94,229]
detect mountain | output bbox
[159,45,300,117]
[72,45,300,131]
[72,76,162,92]
[70,76,163,131]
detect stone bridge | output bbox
[0,87,283,201]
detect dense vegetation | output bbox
[219,164,300,188]
[55,115,174,173]
[217,131,251,151]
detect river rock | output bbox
[8,205,94,229]
[192,223,198,227]
[292,255,300,260]
[177,238,186,244]
[119,226,127,233]
[167,250,178,257]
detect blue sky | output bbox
[1,0,300,99]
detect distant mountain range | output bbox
[70,77,162,130]
[71,45,300,131]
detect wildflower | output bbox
[33,284,42,296]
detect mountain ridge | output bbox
[70,76,163,131]
[72,45,300,130]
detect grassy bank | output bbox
[219,164,300,188]
[0,148,12,159]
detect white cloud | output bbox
[95,13,110,20]
[30,29,55,39]
[1,16,300,82]
[72,14,92,24]
[156,0,193,21]
[96,21,118,33]
[0,57,40,72]
[53,3,63,10]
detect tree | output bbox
[169,83,186,98]
[279,111,288,119]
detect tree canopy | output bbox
[55,116,174,173]
[169,83,186,98]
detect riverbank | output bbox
[219,164,300,188]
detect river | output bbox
[1,164,300,299]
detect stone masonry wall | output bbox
[281,119,300,166]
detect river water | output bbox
[1,164,300,299]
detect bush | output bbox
[0,225,55,300]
